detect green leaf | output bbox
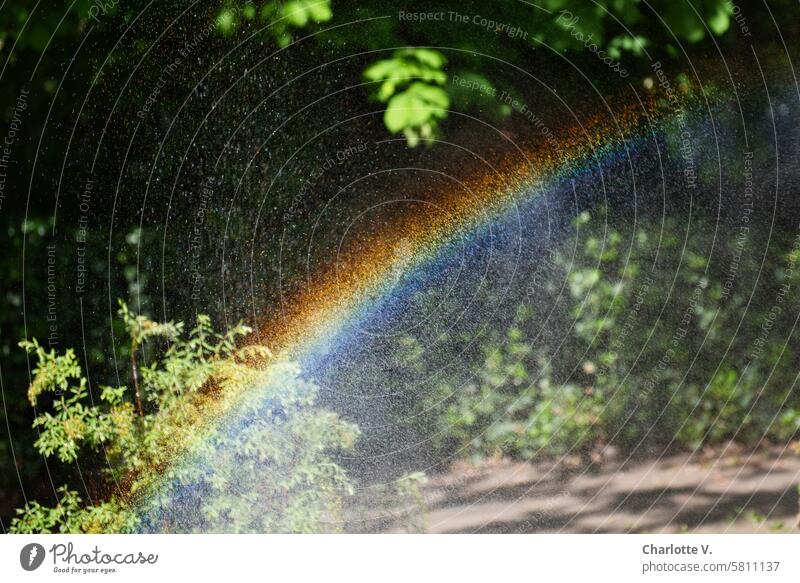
[708,3,732,36]
[384,84,449,134]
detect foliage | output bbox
[364,49,450,147]
[9,486,137,534]
[393,472,428,533]
[0,0,783,147]
[19,338,117,464]
[0,0,796,528]
[402,211,800,461]
[0,0,789,148]
[140,358,360,533]
[10,303,359,533]
[561,212,800,451]
[216,0,332,46]
[207,0,751,144]
[420,305,603,460]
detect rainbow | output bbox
[133,89,709,530]
[263,100,675,366]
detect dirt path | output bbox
[383,445,800,533]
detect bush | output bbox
[427,306,603,460]
[402,211,800,461]
[10,302,359,533]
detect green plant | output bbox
[394,471,428,533]
[678,368,758,448]
[9,486,137,534]
[364,49,450,147]
[11,302,359,533]
[421,305,603,460]
[397,210,800,463]
[216,0,332,46]
[208,0,745,144]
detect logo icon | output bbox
[20,543,46,571]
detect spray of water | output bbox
[129,84,749,531]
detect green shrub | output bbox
[10,302,359,533]
[427,306,603,460]
[207,0,744,144]
[402,211,800,461]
